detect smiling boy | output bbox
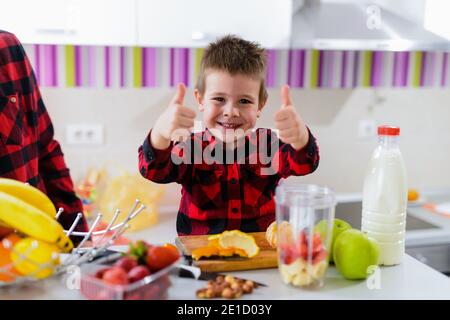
[138,35,319,235]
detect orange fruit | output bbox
[218,230,260,258]
[192,246,220,260]
[408,189,419,201]
[191,246,249,260]
[0,234,22,282]
[192,231,261,260]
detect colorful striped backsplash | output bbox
[23,44,450,89]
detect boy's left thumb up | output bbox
[281,84,292,108]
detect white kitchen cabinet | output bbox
[0,0,136,46]
[137,0,293,48]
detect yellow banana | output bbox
[11,237,61,279]
[0,220,11,228]
[0,191,73,252]
[0,178,56,218]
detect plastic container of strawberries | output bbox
[80,257,181,300]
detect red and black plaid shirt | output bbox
[139,127,319,235]
[0,31,87,234]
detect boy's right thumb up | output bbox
[172,83,186,105]
[281,84,292,108]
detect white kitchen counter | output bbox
[0,207,449,300]
[0,253,448,300]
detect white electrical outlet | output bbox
[358,119,377,139]
[66,124,104,146]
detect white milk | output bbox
[361,126,407,266]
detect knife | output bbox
[177,264,267,287]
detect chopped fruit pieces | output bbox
[278,230,329,287]
[313,250,328,265]
[312,233,324,254]
[279,259,328,287]
[279,243,298,265]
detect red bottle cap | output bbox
[378,125,400,136]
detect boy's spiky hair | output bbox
[195,35,268,105]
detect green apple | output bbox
[314,218,352,263]
[333,229,380,280]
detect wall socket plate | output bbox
[358,119,377,140]
[66,124,104,146]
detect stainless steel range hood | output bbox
[291,0,450,51]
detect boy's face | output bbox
[195,70,266,143]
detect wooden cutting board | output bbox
[175,232,278,272]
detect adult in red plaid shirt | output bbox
[139,35,319,235]
[0,31,88,238]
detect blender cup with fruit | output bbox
[275,181,336,288]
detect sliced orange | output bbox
[217,230,260,258]
[192,246,220,260]
[191,230,259,260]
[207,238,220,248]
[191,246,249,260]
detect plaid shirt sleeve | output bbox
[275,127,320,178]
[138,130,192,185]
[0,31,88,235]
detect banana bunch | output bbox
[0,178,73,253]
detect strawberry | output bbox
[128,240,149,265]
[114,256,138,272]
[312,233,324,254]
[146,246,179,272]
[128,265,151,283]
[94,267,110,279]
[280,243,298,265]
[296,242,306,260]
[102,267,129,285]
[313,249,327,264]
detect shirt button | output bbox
[230,178,237,184]
[10,97,17,103]
[147,152,154,160]
[232,207,239,213]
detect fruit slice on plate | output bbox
[217,230,260,258]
